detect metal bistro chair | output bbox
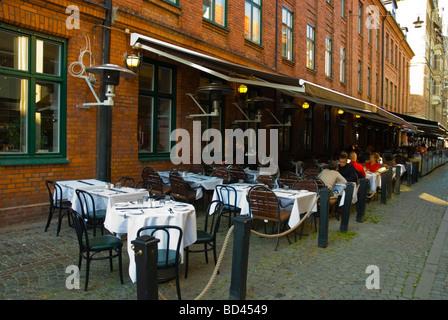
[227,164,248,184]
[255,174,276,189]
[215,184,241,228]
[211,166,231,183]
[115,176,135,188]
[137,225,183,300]
[187,164,205,175]
[75,189,106,237]
[45,180,72,236]
[169,170,197,204]
[247,185,291,251]
[69,209,123,291]
[277,171,300,189]
[184,200,225,279]
[141,167,171,195]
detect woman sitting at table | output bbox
[317,160,347,196]
[365,152,381,173]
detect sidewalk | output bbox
[1,164,447,300]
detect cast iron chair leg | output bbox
[184,247,190,279]
[45,207,54,232]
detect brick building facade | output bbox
[0,0,414,227]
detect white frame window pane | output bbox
[0,76,28,153]
[35,81,60,153]
[139,64,155,92]
[282,7,293,60]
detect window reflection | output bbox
[0,76,28,152]
[0,30,28,71]
[35,82,59,153]
[36,40,60,75]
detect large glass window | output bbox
[244,0,261,44]
[282,7,293,61]
[0,26,66,165]
[203,0,227,27]
[138,60,176,159]
[306,24,315,70]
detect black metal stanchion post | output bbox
[380,171,387,204]
[318,188,330,248]
[340,183,354,233]
[229,215,252,300]
[132,235,160,300]
[394,165,401,194]
[407,162,412,186]
[356,178,369,222]
[386,168,393,198]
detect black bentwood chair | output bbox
[45,180,72,236]
[75,189,106,237]
[69,209,123,291]
[137,225,183,300]
[184,200,225,279]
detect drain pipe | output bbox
[96,0,112,182]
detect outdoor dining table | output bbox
[57,179,150,217]
[365,172,381,193]
[211,183,318,229]
[333,182,358,207]
[104,199,197,282]
[243,168,276,182]
[158,171,223,199]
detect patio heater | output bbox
[76,64,136,108]
[186,81,234,118]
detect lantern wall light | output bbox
[337,109,344,115]
[237,84,248,95]
[124,52,142,73]
[301,101,310,110]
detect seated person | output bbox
[365,152,381,173]
[317,160,347,195]
[383,152,396,167]
[349,151,366,178]
[338,152,358,183]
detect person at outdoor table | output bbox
[349,151,366,178]
[338,152,358,183]
[317,160,347,196]
[365,152,381,173]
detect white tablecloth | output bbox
[365,172,381,193]
[159,171,223,199]
[105,201,197,282]
[211,183,318,229]
[334,183,358,207]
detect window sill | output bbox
[0,156,70,166]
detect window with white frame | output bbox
[325,36,333,78]
[203,0,227,27]
[306,24,315,70]
[282,7,293,61]
[244,0,261,44]
[340,47,346,83]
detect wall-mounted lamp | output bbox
[301,102,310,110]
[337,109,344,115]
[237,84,248,95]
[124,52,142,73]
[413,16,423,28]
[355,114,361,119]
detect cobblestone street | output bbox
[1,165,447,302]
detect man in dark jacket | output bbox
[338,152,358,183]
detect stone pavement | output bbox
[1,164,447,301]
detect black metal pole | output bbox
[132,235,160,300]
[96,0,112,182]
[394,165,401,194]
[380,171,387,204]
[340,183,354,233]
[386,168,393,198]
[356,178,369,222]
[406,162,412,186]
[229,215,252,300]
[318,188,330,248]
